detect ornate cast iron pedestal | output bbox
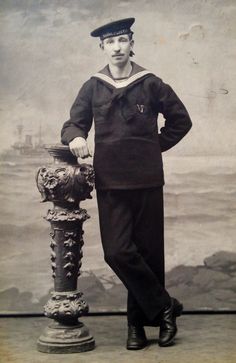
[36,145,95,353]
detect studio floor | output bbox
[0,314,235,363]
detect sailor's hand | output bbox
[69,137,92,159]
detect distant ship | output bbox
[0,124,49,162]
[11,124,48,157]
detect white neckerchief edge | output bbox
[92,70,152,89]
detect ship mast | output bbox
[38,122,42,145]
[17,124,23,143]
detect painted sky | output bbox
[0,0,236,155]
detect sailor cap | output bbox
[90,18,135,40]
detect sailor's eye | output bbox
[105,39,114,44]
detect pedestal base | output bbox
[37,321,95,353]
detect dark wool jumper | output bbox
[61,62,192,189]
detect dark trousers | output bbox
[96,187,171,326]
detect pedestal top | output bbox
[45,144,78,165]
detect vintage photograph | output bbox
[0,0,235,362]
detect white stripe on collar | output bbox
[92,70,151,89]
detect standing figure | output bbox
[61,18,192,350]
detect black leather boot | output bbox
[158,297,183,347]
[126,325,147,350]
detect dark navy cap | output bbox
[90,18,135,40]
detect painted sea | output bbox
[0,154,236,312]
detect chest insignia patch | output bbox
[136,104,145,113]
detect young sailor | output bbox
[61,17,192,350]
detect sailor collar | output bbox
[92,62,152,89]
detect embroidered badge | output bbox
[136,104,145,113]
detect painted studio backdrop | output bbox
[0,0,236,313]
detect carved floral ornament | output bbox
[48,226,85,279]
[44,291,88,321]
[36,163,95,204]
[46,208,89,222]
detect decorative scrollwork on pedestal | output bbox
[46,209,89,223]
[64,238,77,248]
[50,240,56,249]
[36,163,94,204]
[44,291,88,323]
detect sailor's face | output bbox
[101,34,133,66]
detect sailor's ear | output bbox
[129,39,135,57]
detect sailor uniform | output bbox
[61,62,192,325]
[61,62,192,190]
